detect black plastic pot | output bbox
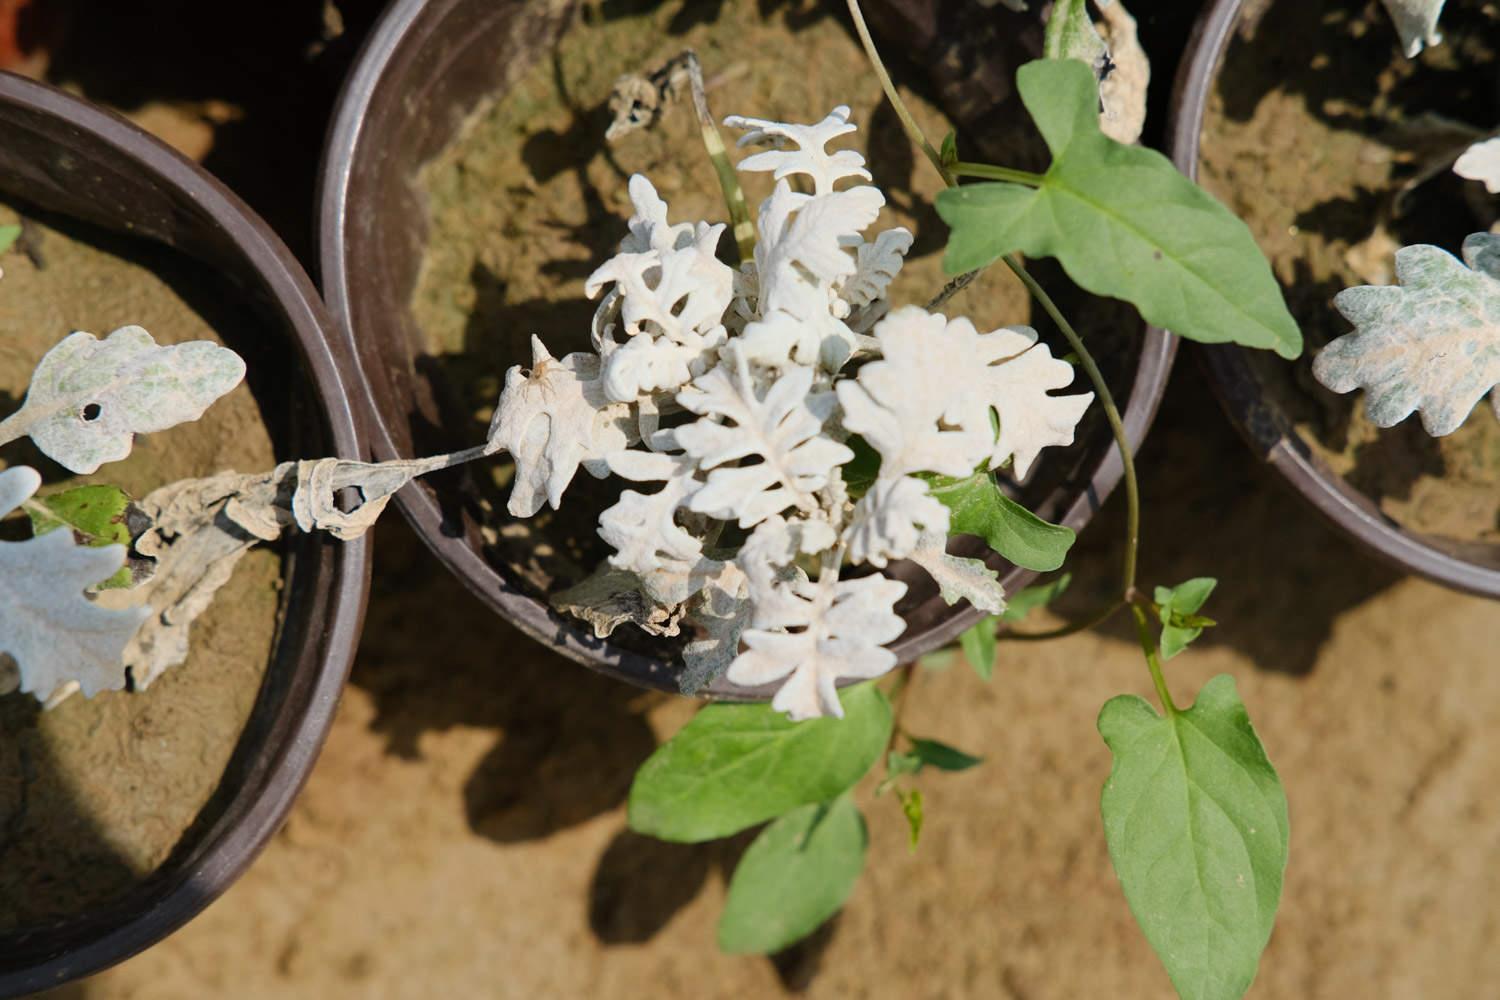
[0,73,372,994]
[1170,0,1500,598]
[318,0,1177,698]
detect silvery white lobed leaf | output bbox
[724,106,872,195]
[839,227,914,332]
[906,529,1006,614]
[586,184,734,401]
[1381,0,1446,57]
[727,540,907,721]
[599,438,721,605]
[488,336,636,517]
[1314,233,1500,436]
[837,306,1093,480]
[0,466,150,701]
[843,475,949,568]
[1455,137,1500,194]
[675,352,854,528]
[619,174,699,254]
[0,326,245,475]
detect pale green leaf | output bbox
[628,682,891,842]
[1043,0,1107,71]
[717,796,867,954]
[0,224,20,256]
[1099,675,1289,1000]
[928,470,1073,572]
[1154,577,1217,661]
[896,788,924,850]
[1314,233,1500,437]
[935,59,1301,360]
[958,617,998,680]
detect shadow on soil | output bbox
[1044,357,1403,677]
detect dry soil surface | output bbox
[50,369,1500,1000]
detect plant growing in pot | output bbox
[1174,0,1500,596]
[343,1,1303,996]
[0,73,371,996]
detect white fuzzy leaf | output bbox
[837,306,1092,480]
[724,106,872,194]
[906,530,1006,614]
[839,227,914,331]
[1314,233,1500,436]
[728,547,907,721]
[1381,0,1446,57]
[600,441,719,605]
[587,200,734,402]
[0,466,149,700]
[843,476,949,568]
[0,326,245,475]
[1455,137,1500,194]
[755,182,884,319]
[619,174,699,253]
[488,337,636,517]
[675,354,854,528]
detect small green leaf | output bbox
[928,471,1074,572]
[1155,577,1218,661]
[26,484,139,589]
[939,130,958,169]
[896,788,924,850]
[958,617,998,680]
[628,682,891,843]
[0,224,21,256]
[999,572,1073,624]
[717,796,868,954]
[1099,675,1289,1000]
[908,738,983,772]
[1043,0,1106,70]
[935,59,1302,360]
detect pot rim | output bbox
[0,71,372,994]
[316,0,1179,697]
[1169,0,1500,599]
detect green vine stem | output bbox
[844,0,1170,711]
[682,52,755,261]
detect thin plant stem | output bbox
[1133,604,1178,716]
[950,161,1045,186]
[682,52,755,261]
[1001,256,1140,596]
[845,0,953,186]
[1002,599,1125,642]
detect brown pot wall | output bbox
[0,71,372,996]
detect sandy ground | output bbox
[44,366,1500,1000]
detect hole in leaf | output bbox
[81,403,102,422]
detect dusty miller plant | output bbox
[1310,5,1500,433]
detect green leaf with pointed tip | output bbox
[1099,675,1289,1000]
[1155,577,1218,661]
[940,130,958,169]
[718,796,868,954]
[928,471,1073,571]
[936,59,1302,360]
[26,484,138,589]
[909,738,982,772]
[0,224,20,256]
[628,682,891,843]
[958,617,998,680]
